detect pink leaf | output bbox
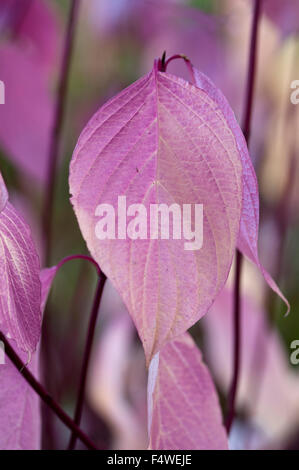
[148,333,228,450]
[15,0,61,70]
[0,171,8,212]
[70,61,243,363]
[0,250,55,450]
[191,65,289,313]
[0,44,54,182]
[0,201,41,352]
[263,0,299,38]
[0,339,40,450]
[88,312,148,450]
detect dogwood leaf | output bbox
[0,200,41,352]
[70,61,243,363]
[191,66,289,313]
[88,312,148,450]
[0,339,40,450]
[148,333,228,450]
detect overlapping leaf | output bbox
[70,61,243,362]
[148,333,228,450]
[191,66,289,313]
[0,44,54,181]
[0,177,41,352]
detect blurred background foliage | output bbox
[0,0,299,450]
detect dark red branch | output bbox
[225,0,262,434]
[67,272,107,450]
[225,250,243,433]
[42,0,81,265]
[0,331,97,450]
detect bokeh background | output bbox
[0,0,299,450]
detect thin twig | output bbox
[225,250,243,433]
[225,0,262,434]
[0,332,97,450]
[42,0,81,265]
[67,273,107,449]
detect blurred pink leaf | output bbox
[148,333,228,450]
[191,66,289,313]
[0,254,59,450]
[263,0,299,38]
[87,312,148,450]
[87,0,133,36]
[70,61,243,363]
[0,199,41,353]
[0,339,40,450]
[203,288,299,441]
[0,44,54,181]
[139,2,230,91]
[0,171,8,212]
[0,0,61,69]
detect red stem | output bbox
[0,331,97,450]
[158,53,196,83]
[43,254,106,448]
[57,254,102,277]
[67,272,107,449]
[225,0,262,434]
[225,250,243,433]
[42,0,80,265]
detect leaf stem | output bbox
[67,272,107,450]
[57,254,102,277]
[225,249,243,434]
[158,53,195,83]
[0,331,97,450]
[225,0,262,434]
[42,0,80,266]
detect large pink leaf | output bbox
[0,201,41,352]
[0,171,8,212]
[191,66,289,313]
[0,339,40,450]
[0,44,54,181]
[70,61,243,363]
[148,332,228,450]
